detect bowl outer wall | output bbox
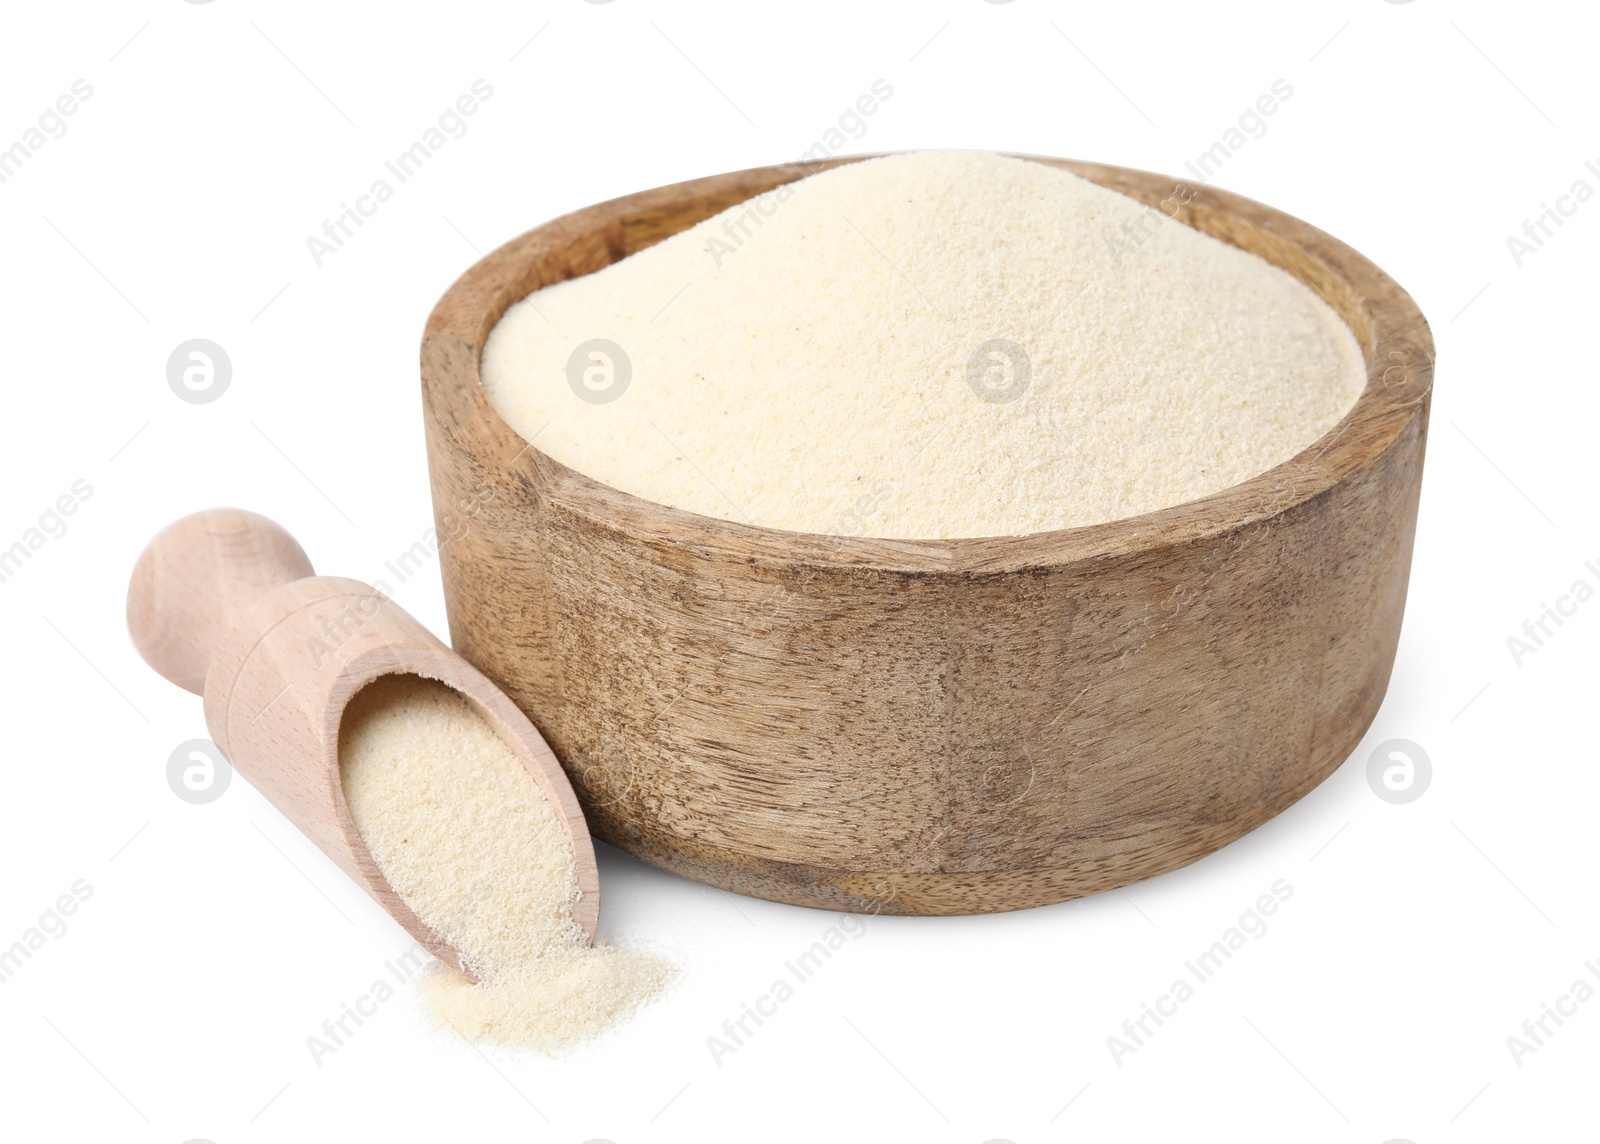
[418,155,1433,914]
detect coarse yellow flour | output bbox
[481,150,1366,539]
[339,673,670,1052]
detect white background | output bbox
[1,1,1594,1141]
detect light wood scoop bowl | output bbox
[421,153,1434,916]
[126,508,600,974]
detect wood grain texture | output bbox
[420,154,1434,915]
[126,508,313,695]
[127,510,601,970]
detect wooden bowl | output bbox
[420,155,1432,915]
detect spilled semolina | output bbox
[339,673,670,1053]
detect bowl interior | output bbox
[423,154,1433,571]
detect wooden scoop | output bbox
[126,508,599,977]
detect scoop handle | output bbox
[127,508,315,695]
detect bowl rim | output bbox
[421,152,1433,576]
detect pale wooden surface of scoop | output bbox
[127,509,600,975]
